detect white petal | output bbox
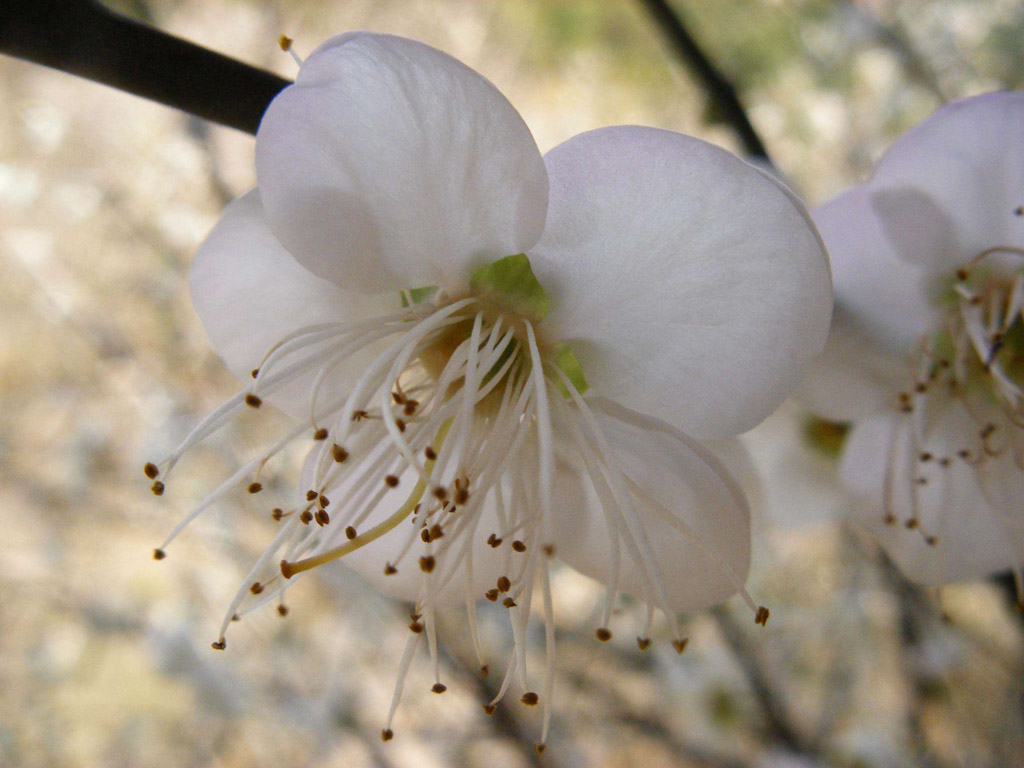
[256,33,548,295]
[813,187,933,354]
[841,409,1024,585]
[869,92,1024,273]
[530,126,832,439]
[189,191,392,417]
[550,398,751,614]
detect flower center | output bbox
[882,246,1024,541]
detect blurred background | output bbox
[2,1,1024,766]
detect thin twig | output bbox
[0,0,289,134]
[637,0,771,163]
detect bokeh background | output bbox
[2,1,1024,766]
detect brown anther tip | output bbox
[271,508,283,521]
[280,559,295,579]
[250,582,264,594]
[403,402,417,416]
[211,638,226,650]
[496,576,511,593]
[905,518,919,530]
[245,393,262,408]
[595,628,612,642]
[479,664,489,676]
[351,409,368,421]
[313,427,329,441]
[152,548,166,561]
[143,462,159,479]
[409,621,424,634]
[300,510,313,524]
[250,368,260,379]
[926,535,939,547]
[247,482,263,494]
[520,692,539,706]
[385,475,400,488]
[755,606,770,626]
[956,268,969,281]
[315,510,330,526]
[637,637,651,651]
[395,418,407,433]
[919,452,933,462]
[391,390,405,405]
[535,744,546,755]
[345,525,357,540]
[511,540,527,553]
[484,589,499,602]
[1016,206,1024,216]
[542,544,556,557]
[429,524,444,540]
[150,481,165,496]
[277,604,289,617]
[332,444,348,462]
[306,490,318,501]
[384,562,398,575]
[319,494,330,507]
[502,597,517,608]
[884,513,896,526]
[431,683,447,694]
[424,446,437,461]
[483,704,497,716]
[487,534,502,548]
[454,488,469,505]
[278,34,293,51]
[231,614,240,622]
[419,555,435,573]
[432,486,448,500]
[672,638,689,654]
[381,728,394,742]
[420,529,432,543]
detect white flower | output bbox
[147,33,831,744]
[803,93,1024,589]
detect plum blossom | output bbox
[146,32,831,745]
[803,93,1024,590]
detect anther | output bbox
[250,368,259,379]
[636,637,651,651]
[395,418,407,433]
[420,528,432,543]
[429,524,444,540]
[755,606,770,626]
[151,481,165,496]
[483,704,497,716]
[391,391,405,405]
[345,525,357,540]
[385,475,400,488]
[403,402,417,416]
[496,576,511,593]
[381,729,393,742]
[143,462,159,479]
[245,394,262,408]
[250,582,263,594]
[280,559,294,579]
[313,427,329,441]
[454,488,469,505]
[319,494,330,507]
[409,620,424,634]
[315,510,330,526]
[884,513,896,525]
[432,486,448,500]
[419,556,435,573]
[502,597,517,608]
[211,638,226,650]
[424,446,437,461]
[543,544,556,557]
[520,692,539,706]
[332,444,348,462]
[926,535,939,547]
[535,744,546,755]
[511,540,527,553]
[487,533,502,548]
[300,510,313,524]
[595,628,612,642]
[431,683,447,694]
[672,638,689,654]
[277,605,289,617]
[484,589,499,602]
[152,548,166,560]
[919,452,933,462]
[231,614,240,622]
[351,409,368,421]
[1015,206,1024,216]
[271,508,283,521]
[956,268,969,281]
[247,482,263,494]
[905,518,919,529]
[306,490,318,501]
[480,665,489,676]
[384,562,397,575]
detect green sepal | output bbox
[469,253,549,322]
[551,342,589,398]
[400,286,438,308]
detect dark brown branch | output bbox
[0,0,290,135]
[637,0,770,162]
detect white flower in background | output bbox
[803,93,1024,590]
[146,32,831,745]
